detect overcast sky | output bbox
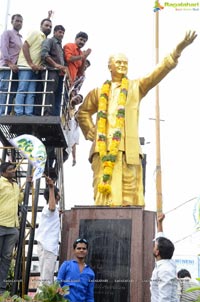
[1,0,200,259]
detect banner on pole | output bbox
[10,134,47,180]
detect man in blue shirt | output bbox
[57,238,95,302]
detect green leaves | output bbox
[102,154,116,162]
[34,282,69,302]
[0,282,69,302]
[185,281,200,302]
[23,296,32,301]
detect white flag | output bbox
[10,134,47,181]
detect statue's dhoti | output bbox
[92,151,145,206]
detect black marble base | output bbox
[79,219,132,302]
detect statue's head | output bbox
[108,53,128,79]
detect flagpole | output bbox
[155,10,163,214]
[4,0,11,30]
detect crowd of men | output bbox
[0,12,92,169]
[0,13,91,117]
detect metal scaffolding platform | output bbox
[0,115,68,148]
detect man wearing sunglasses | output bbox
[57,238,95,301]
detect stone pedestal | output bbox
[60,206,155,302]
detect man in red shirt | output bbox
[63,31,91,85]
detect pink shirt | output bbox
[0,29,22,66]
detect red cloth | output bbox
[63,43,83,82]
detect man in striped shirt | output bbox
[178,269,200,301]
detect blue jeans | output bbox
[0,70,18,115]
[41,70,63,116]
[15,69,38,115]
[0,226,19,291]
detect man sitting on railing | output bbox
[69,59,91,98]
[0,14,23,116]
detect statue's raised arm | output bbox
[172,30,197,61]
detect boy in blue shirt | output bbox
[57,238,95,302]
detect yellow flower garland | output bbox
[97,76,129,195]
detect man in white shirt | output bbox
[35,177,60,285]
[178,269,200,301]
[150,213,178,302]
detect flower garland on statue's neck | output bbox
[97,75,129,195]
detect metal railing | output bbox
[0,67,69,117]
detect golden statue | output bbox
[77,31,197,207]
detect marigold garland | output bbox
[97,76,129,195]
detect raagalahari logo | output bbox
[153,1,164,11]
[153,0,199,11]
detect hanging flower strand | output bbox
[97,76,129,195]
